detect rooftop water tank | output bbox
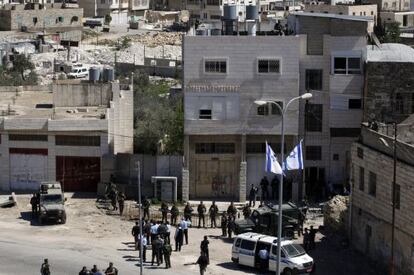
[246,5,258,20]
[223,5,237,20]
[89,67,100,82]
[103,67,114,82]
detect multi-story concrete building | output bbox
[304,3,378,24]
[0,80,133,193]
[350,124,414,275]
[0,3,83,41]
[79,0,149,24]
[363,43,414,124]
[288,12,371,200]
[182,12,373,202]
[183,35,304,201]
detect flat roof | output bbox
[0,89,107,121]
[290,11,374,22]
[366,43,414,62]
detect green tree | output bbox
[12,54,35,81]
[104,14,112,25]
[374,21,401,43]
[0,55,38,86]
[132,71,183,155]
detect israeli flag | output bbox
[265,142,283,174]
[284,140,304,170]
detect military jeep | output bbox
[234,202,306,237]
[38,182,66,225]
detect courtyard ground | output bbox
[0,194,381,275]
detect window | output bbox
[199,109,212,119]
[101,0,105,3]
[392,1,396,7]
[305,146,322,160]
[235,238,242,247]
[395,184,400,209]
[57,16,64,23]
[369,171,376,197]
[330,128,360,137]
[357,147,364,159]
[305,69,323,90]
[333,57,361,75]
[348,99,362,109]
[257,102,283,116]
[305,103,322,132]
[359,167,364,191]
[204,60,227,74]
[55,135,100,146]
[333,154,339,161]
[395,93,404,114]
[371,11,374,15]
[352,12,356,15]
[9,134,48,141]
[207,0,219,5]
[272,246,286,257]
[195,143,235,154]
[258,59,280,73]
[33,17,38,25]
[384,2,388,8]
[240,240,256,250]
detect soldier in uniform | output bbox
[160,201,169,224]
[30,193,38,217]
[196,251,209,275]
[242,203,251,219]
[163,242,172,269]
[170,203,179,225]
[208,201,219,228]
[260,176,270,203]
[197,201,206,228]
[142,197,151,220]
[184,202,194,224]
[221,212,228,237]
[200,236,210,264]
[40,259,50,275]
[227,201,237,219]
[117,192,126,216]
[131,221,140,250]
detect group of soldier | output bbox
[40,259,118,275]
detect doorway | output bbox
[305,167,325,201]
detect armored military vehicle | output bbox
[38,182,66,225]
[234,202,306,237]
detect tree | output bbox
[0,55,38,86]
[104,14,112,26]
[132,71,183,155]
[12,54,35,81]
[374,21,401,43]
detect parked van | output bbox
[232,232,314,275]
[67,67,88,79]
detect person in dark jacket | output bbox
[208,201,219,228]
[40,259,50,275]
[184,202,194,224]
[160,201,169,224]
[200,236,210,264]
[221,212,228,237]
[197,201,206,228]
[170,203,179,225]
[248,186,258,207]
[227,201,237,219]
[79,266,91,275]
[174,226,184,251]
[260,176,269,203]
[196,252,209,275]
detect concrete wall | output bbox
[114,154,183,199]
[53,82,112,107]
[350,129,414,274]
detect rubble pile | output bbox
[129,32,182,47]
[323,195,349,233]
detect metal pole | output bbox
[276,108,285,275]
[390,122,397,275]
[137,161,143,275]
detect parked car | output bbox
[67,67,88,79]
[232,232,314,275]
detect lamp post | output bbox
[254,92,312,275]
[379,122,397,275]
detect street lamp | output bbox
[379,122,397,275]
[254,92,312,275]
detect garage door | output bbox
[9,148,48,191]
[56,156,100,192]
[194,159,237,199]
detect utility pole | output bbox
[137,161,143,275]
[390,122,397,275]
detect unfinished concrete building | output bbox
[0,80,133,193]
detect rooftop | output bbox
[290,11,374,22]
[366,43,414,62]
[0,89,106,121]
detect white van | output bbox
[232,232,314,275]
[67,67,88,79]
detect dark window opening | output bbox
[330,128,361,137]
[205,60,227,73]
[349,99,362,109]
[305,69,323,90]
[305,146,322,160]
[369,171,376,197]
[357,147,364,159]
[359,166,365,191]
[395,184,400,209]
[9,134,48,141]
[305,103,322,132]
[199,109,212,119]
[258,59,280,73]
[55,135,100,146]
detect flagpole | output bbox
[256,92,312,275]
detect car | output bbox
[232,232,314,275]
[67,67,88,79]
